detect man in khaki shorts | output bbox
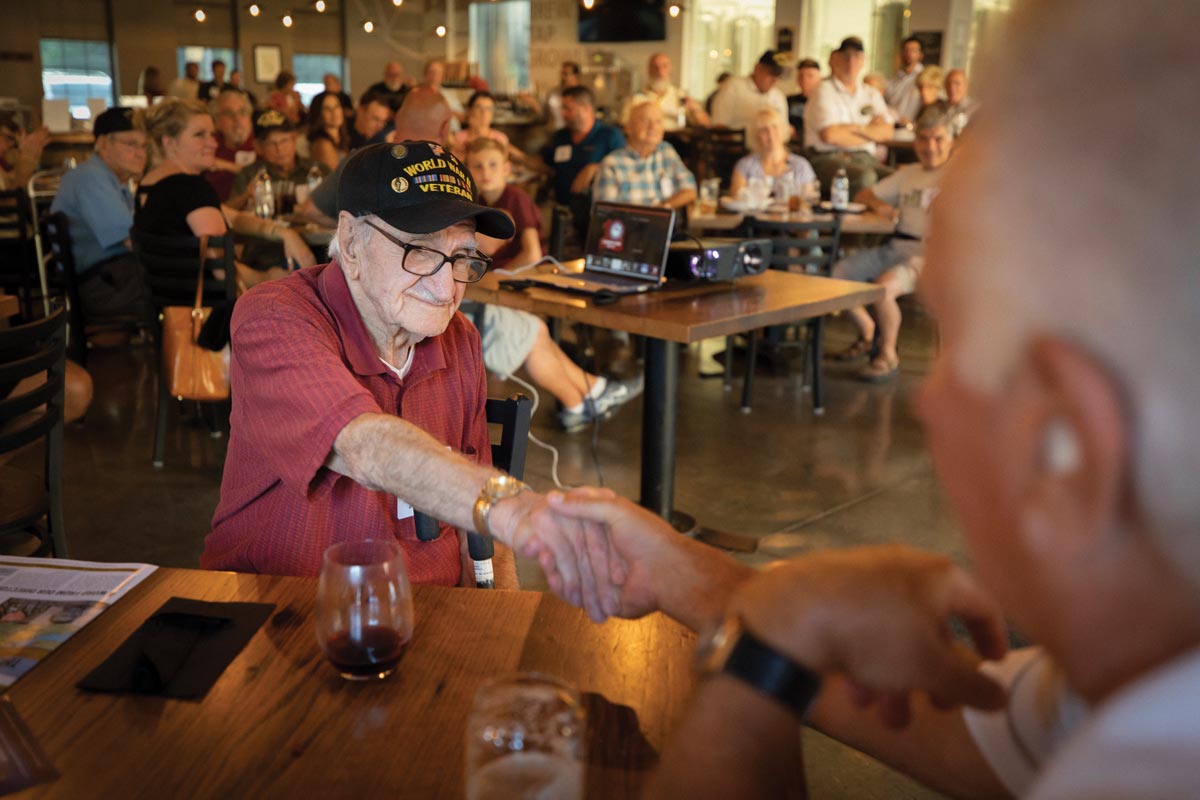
[831,107,953,382]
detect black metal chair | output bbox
[733,214,844,414]
[0,306,68,557]
[0,189,38,320]
[131,229,238,467]
[40,211,145,367]
[695,128,747,192]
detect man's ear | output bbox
[337,212,364,278]
[1020,336,1129,556]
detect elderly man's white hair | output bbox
[939,0,1200,586]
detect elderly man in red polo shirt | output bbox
[203,141,610,607]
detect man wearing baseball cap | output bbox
[228,110,327,210]
[50,107,154,322]
[710,50,790,132]
[204,141,606,609]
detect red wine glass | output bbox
[315,539,414,681]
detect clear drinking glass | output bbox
[315,539,414,681]
[465,673,586,800]
[699,177,720,214]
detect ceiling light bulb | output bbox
[194,8,207,22]
[435,24,447,37]
[363,19,374,32]
[315,0,326,10]
[392,0,403,5]
[282,13,293,26]
[668,4,680,17]
[248,3,260,15]
[582,0,594,8]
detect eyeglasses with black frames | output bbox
[363,220,491,283]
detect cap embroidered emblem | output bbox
[391,176,409,193]
[390,144,408,159]
[256,109,286,127]
[430,143,445,156]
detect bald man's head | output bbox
[394,86,452,144]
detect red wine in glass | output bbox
[325,625,409,679]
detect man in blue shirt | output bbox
[50,107,153,321]
[541,86,625,239]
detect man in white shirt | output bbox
[167,62,200,100]
[885,36,925,123]
[944,69,980,136]
[621,53,711,131]
[803,37,894,197]
[710,50,789,133]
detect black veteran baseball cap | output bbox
[336,140,515,239]
[253,109,293,139]
[93,107,136,136]
[757,50,786,77]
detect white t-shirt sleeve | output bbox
[963,647,1091,798]
[710,84,733,128]
[871,166,906,205]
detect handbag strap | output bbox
[193,234,210,313]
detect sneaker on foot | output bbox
[558,375,644,432]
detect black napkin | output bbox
[77,597,275,700]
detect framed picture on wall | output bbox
[254,45,283,84]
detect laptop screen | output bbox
[583,202,676,282]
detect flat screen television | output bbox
[578,0,666,43]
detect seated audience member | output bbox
[704,71,731,117]
[0,118,49,191]
[364,60,411,113]
[525,61,581,132]
[863,72,899,124]
[167,62,200,100]
[198,59,228,103]
[228,70,257,110]
[306,92,350,172]
[594,102,696,210]
[230,111,328,214]
[830,107,953,382]
[464,138,642,432]
[621,53,711,131]
[49,108,154,323]
[785,58,823,139]
[320,73,354,115]
[944,69,979,136]
[135,99,315,288]
[535,6,1200,797]
[138,66,166,104]
[451,92,525,165]
[884,35,925,124]
[347,91,393,150]
[203,142,602,591]
[804,37,893,197]
[421,60,466,129]
[541,86,626,237]
[267,72,304,127]
[914,66,947,121]
[710,50,789,132]
[729,107,817,199]
[204,88,256,201]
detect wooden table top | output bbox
[467,268,884,344]
[7,569,695,798]
[690,209,898,236]
[0,294,17,320]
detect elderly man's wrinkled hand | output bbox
[730,545,1009,723]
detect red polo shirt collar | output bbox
[317,258,449,380]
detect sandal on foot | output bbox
[828,338,873,362]
[857,356,900,383]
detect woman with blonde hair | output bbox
[134,98,314,288]
[729,107,817,199]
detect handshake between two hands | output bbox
[489,486,1010,724]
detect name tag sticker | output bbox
[553,145,572,163]
[396,498,414,520]
[234,150,257,167]
[660,177,674,199]
[920,187,940,210]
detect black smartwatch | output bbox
[695,614,823,718]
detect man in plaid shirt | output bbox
[594,102,697,209]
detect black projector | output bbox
[664,238,772,282]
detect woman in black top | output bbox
[307,92,349,172]
[135,98,314,287]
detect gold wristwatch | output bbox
[472,475,529,538]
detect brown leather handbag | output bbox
[160,235,229,401]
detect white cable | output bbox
[492,254,567,276]
[504,372,570,490]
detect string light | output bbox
[582,0,594,9]
[248,3,260,15]
[668,3,680,16]
[392,0,403,5]
[363,19,375,32]
[435,24,447,37]
[282,12,293,26]
[194,8,207,22]
[315,0,326,10]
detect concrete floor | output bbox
[26,310,958,799]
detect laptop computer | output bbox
[520,202,676,296]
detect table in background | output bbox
[7,568,695,798]
[689,209,898,237]
[0,294,18,320]
[467,268,883,520]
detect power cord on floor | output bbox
[505,370,606,490]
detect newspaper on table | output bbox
[0,556,156,687]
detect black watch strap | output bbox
[724,628,823,718]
